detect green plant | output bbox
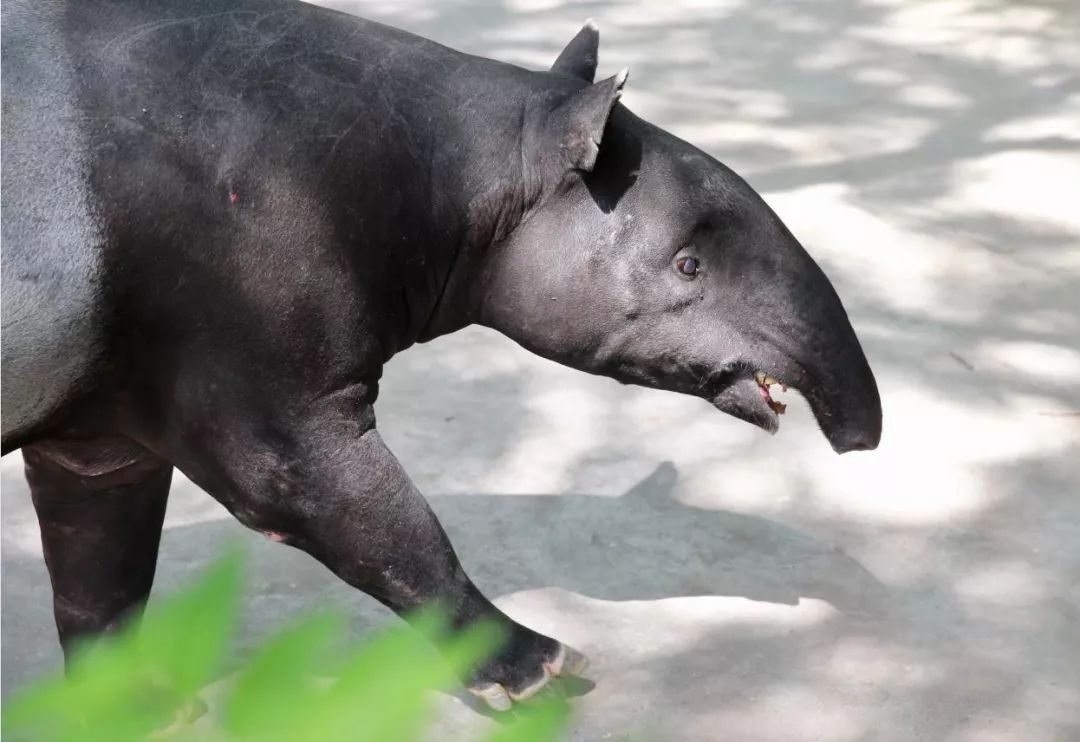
[2,551,569,741]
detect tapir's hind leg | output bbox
[23,441,172,666]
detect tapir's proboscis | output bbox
[1,0,881,710]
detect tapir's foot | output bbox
[466,630,589,711]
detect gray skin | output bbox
[0,0,880,710]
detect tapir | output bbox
[1,0,881,709]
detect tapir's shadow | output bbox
[430,462,888,616]
[1,460,887,695]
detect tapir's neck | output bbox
[408,65,581,346]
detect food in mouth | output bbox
[754,371,787,415]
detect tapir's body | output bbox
[2,0,881,709]
[3,0,547,446]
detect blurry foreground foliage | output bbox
[2,552,569,741]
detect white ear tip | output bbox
[584,18,599,32]
[615,67,630,86]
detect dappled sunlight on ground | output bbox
[3,0,1077,739]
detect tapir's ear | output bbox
[543,68,628,174]
[551,20,599,82]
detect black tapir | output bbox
[1,0,881,709]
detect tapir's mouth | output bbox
[707,358,882,454]
[754,371,788,416]
[709,368,793,435]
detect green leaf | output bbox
[223,611,345,740]
[4,551,243,741]
[1,551,572,742]
[295,610,504,742]
[134,549,244,698]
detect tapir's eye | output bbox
[675,256,699,278]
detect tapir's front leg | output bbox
[192,422,585,710]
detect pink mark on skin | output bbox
[228,191,239,205]
[264,531,286,543]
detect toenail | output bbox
[508,667,552,701]
[546,644,589,677]
[468,682,512,711]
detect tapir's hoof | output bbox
[466,642,589,711]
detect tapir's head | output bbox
[474,23,881,453]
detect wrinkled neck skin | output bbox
[429,90,681,377]
[437,101,657,377]
[416,68,588,345]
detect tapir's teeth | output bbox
[754,371,781,388]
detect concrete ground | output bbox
[3,0,1079,739]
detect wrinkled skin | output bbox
[1,0,880,710]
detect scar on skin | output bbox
[264,531,286,542]
[228,191,239,205]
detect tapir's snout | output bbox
[829,416,882,453]
[708,230,882,454]
[790,261,882,454]
[805,345,882,454]
[756,259,882,455]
